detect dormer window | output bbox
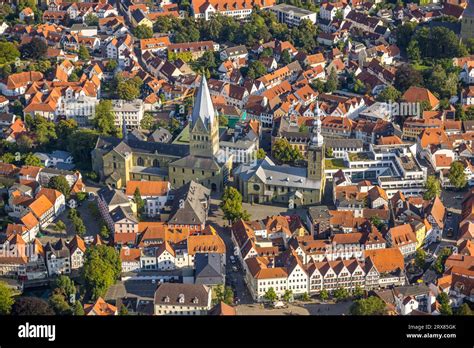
[192,297,199,304]
[164,296,170,303]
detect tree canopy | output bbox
[448,161,467,189]
[272,138,303,165]
[221,186,250,223]
[0,281,14,314]
[350,296,387,315]
[83,245,121,300]
[423,176,441,200]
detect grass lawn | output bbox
[325,158,347,170]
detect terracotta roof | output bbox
[84,297,117,316]
[18,165,42,178]
[6,71,43,90]
[209,301,236,315]
[28,194,53,219]
[245,257,288,279]
[68,235,86,253]
[125,181,170,196]
[187,235,225,255]
[388,224,417,246]
[364,247,404,273]
[402,86,439,110]
[120,247,141,262]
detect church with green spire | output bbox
[168,76,229,192]
[91,76,229,191]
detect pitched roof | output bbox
[402,86,439,109]
[84,297,117,316]
[28,194,53,218]
[364,247,405,273]
[125,181,170,197]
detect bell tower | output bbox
[307,102,325,182]
[189,76,220,159]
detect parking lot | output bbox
[39,198,103,245]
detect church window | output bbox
[153,159,159,167]
[137,157,144,166]
[182,168,185,173]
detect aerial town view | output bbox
[0,0,473,330]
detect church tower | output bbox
[307,102,325,182]
[461,0,474,41]
[189,76,220,158]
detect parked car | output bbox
[447,212,453,217]
[232,266,238,272]
[230,256,236,264]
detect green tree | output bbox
[84,13,99,26]
[246,60,267,79]
[78,45,90,61]
[415,248,427,269]
[20,37,47,60]
[353,285,365,300]
[133,24,153,39]
[433,248,453,274]
[16,134,34,152]
[426,64,458,100]
[94,100,119,136]
[99,225,110,240]
[72,216,86,236]
[319,289,329,302]
[76,192,87,202]
[32,116,57,145]
[423,176,441,200]
[54,275,76,301]
[221,186,250,223]
[117,79,141,101]
[272,138,303,165]
[67,129,100,168]
[82,245,121,300]
[448,161,467,189]
[282,289,293,302]
[333,287,350,302]
[0,42,20,65]
[437,292,453,315]
[12,297,54,315]
[280,49,292,65]
[0,281,14,314]
[350,296,387,315]
[456,303,473,315]
[377,85,401,103]
[301,292,310,301]
[465,38,474,54]
[140,112,155,130]
[55,220,66,232]
[255,148,266,160]
[74,301,85,315]
[264,287,277,303]
[218,114,228,127]
[119,305,129,315]
[214,285,234,305]
[1,152,15,164]
[407,39,421,62]
[23,153,42,167]
[395,64,424,93]
[133,188,145,217]
[325,68,339,92]
[49,292,72,315]
[47,175,70,198]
